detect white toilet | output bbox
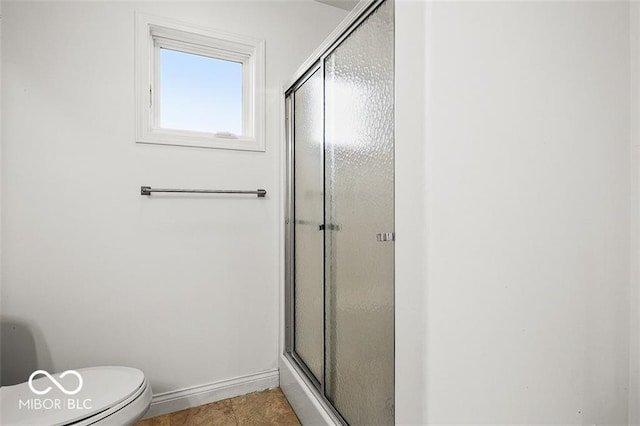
[0,366,151,426]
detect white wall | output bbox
[397,1,632,424]
[1,0,344,403]
[395,1,428,424]
[0,0,3,385]
[631,2,640,424]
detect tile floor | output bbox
[135,388,301,426]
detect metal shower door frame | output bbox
[284,0,392,423]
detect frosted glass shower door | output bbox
[324,1,394,424]
[293,69,324,384]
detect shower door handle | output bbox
[319,224,342,231]
[376,232,395,242]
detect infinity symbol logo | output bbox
[28,370,83,396]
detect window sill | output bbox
[136,128,265,151]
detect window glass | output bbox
[159,48,243,135]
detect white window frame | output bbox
[135,13,266,151]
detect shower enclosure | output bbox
[284,1,394,424]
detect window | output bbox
[135,13,265,151]
[159,49,242,135]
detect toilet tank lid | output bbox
[0,366,146,426]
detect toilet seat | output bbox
[0,366,151,426]
[74,374,151,426]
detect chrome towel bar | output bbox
[141,186,267,198]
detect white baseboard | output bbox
[142,368,279,419]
